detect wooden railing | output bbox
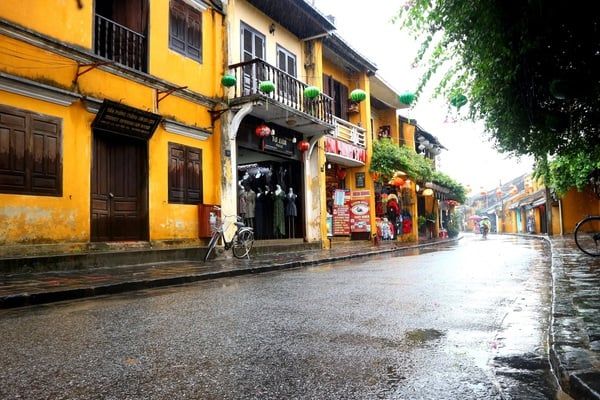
[95,15,147,72]
[331,116,366,147]
[227,59,333,125]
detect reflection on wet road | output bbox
[0,235,557,399]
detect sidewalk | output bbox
[0,237,456,309]
[546,235,600,399]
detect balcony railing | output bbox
[227,59,333,125]
[331,116,366,147]
[95,14,147,72]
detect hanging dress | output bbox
[273,190,286,237]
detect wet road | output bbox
[0,235,557,399]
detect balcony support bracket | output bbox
[157,86,188,104]
[73,61,113,85]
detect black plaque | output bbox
[92,100,162,140]
[355,172,365,188]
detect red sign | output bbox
[332,189,351,235]
[350,190,371,232]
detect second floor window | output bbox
[323,74,349,121]
[169,0,202,62]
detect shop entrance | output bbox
[237,154,303,240]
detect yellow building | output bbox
[0,0,224,256]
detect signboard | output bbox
[263,134,295,156]
[92,100,161,140]
[350,190,371,233]
[332,189,351,236]
[355,172,365,188]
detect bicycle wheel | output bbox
[574,216,600,257]
[232,228,254,259]
[203,232,220,262]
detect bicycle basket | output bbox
[210,217,223,233]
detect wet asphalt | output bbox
[0,235,558,399]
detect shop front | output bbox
[236,116,305,240]
[373,176,415,241]
[324,136,371,241]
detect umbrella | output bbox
[468,215,482,221]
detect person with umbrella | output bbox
[480,216,491,239]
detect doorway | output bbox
[91,132,148,241]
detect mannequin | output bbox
[264,185,274,239]
[238,183,247,220]
[285,187,298,238]
[255,187,265,240]
[245,185,256,229]
[273,184,285,238]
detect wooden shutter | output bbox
[169,1,186,53]
[339,84,349,121]
[168,142,203,204]
[169,0,202,62]
[0,105,61,196]
[186,146,202,203]
[168,142,185,202]
[322,74,332,97]
[186,10,202,61]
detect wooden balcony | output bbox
[227,59,334,132]
[94,14,147,72]
[331,116,366,148]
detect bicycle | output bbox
[203,207,254,262]
[574,215,600,256]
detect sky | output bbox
[313,0,533,192]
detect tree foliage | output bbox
[394,0,600,192]
[370,139,433,182]
[431,170,467,203]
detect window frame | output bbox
[169,0,203,63]
[168,142,203,204]
[0,104,63,197]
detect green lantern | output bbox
[221,74,236,87]
[450,93,468,109]
[304,86,321,100]
[259,80,276,94]
[398,91,415,106]
[350,88,367,103]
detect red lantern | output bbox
[255,123,271,138]
[336,168,347,180]
[297,140,309,152]
[371,171,380,181]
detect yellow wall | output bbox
[0,93,92,245]
[560,188,600,233]
[0,1,224,246]
[227,0,305,80]
[0,0,93,48]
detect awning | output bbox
[531,198,547,207]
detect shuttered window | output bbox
[0,105,62,196]
[169,0,202,62]
[322,74,349,120]
[168,142,203,204]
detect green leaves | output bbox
[370,139,433,182]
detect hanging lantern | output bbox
[336,168,347,180]
[259,80,275,94]
[422,188,434,196]
[304,86,321,100]
[393,177,405,187]
[370,171,381,181]
[450,93,468,109]
[255,123,271,138]
[221,74,236,87]
[398,91,415,106]
[297,140,309,152]
[350,88,367,103]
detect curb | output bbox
[0,237,461,310]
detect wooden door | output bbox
[91,133,148,241]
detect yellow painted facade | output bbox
[0,1,224,251]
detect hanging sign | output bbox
[332,189,351,236]
[263,135,295,156]
[350,190,371,233]
[92,100,161,140]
